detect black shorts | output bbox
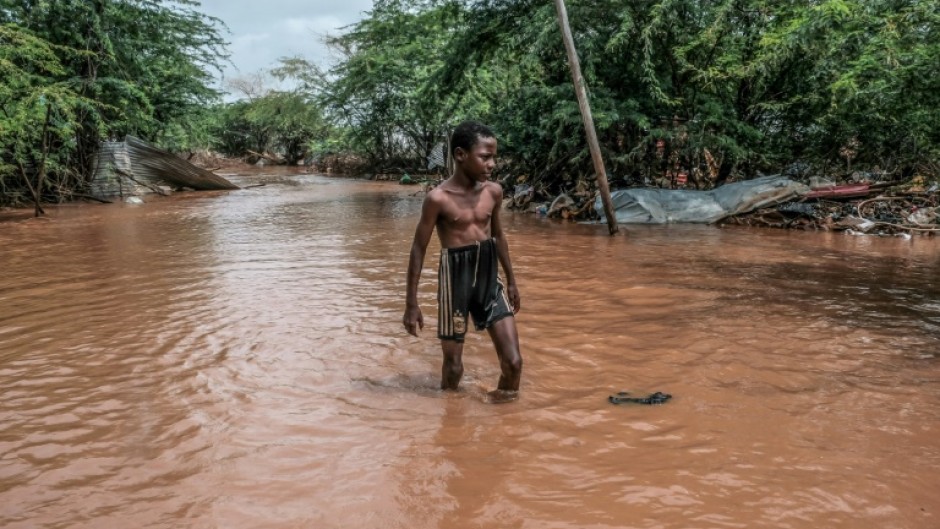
[438,238,513,342]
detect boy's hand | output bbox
[403,305,423,336]
[507,283,521,313]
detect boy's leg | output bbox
[487,317,522,391]
[440,340,464,390]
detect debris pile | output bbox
[507,177,597,220]
[508,171,939,236]
[721,183,939,235]
[508,174,810,224]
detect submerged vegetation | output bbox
[2,0,938,209]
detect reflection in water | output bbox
[1,168,938,529]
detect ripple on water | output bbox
[1,172,939,529]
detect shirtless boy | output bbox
[403,121,523,394]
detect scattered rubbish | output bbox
[608,391,672,405]
[907,206,938,225]
[808,175,835,188]
[724,182,939,235]
[778,202,816,216]
[804,183,874,199]
[548,193,575,217]
[512,184,534,209]
[504,167,937,236]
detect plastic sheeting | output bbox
[594,175,809,224]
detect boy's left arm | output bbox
[490,184,520,313]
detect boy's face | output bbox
[456,136,497,182]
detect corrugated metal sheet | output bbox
[90,135,238,198]
[90,140,142,198]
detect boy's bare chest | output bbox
[438,192,495,228]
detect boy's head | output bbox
[450,121,495,159]
[450,121,497,182]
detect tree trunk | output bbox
[32,104,53,217]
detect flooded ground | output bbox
[1,169,938,529]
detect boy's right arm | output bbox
[403,193,440,337]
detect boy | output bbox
[403,121,523,395]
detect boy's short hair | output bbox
[450,121,495,158]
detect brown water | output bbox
[2,169,939,529]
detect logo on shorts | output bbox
[453,311,466,334]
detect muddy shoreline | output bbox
[4,164,938,238]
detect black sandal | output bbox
[608,391,672,405]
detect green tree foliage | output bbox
[0,24,92,210]
[323,0,491,172]
[0,0,226,208]
[212,90,331,165]
[327,0,939,190]
[211,61,333,165]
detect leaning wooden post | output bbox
[553,0,619,234]
[33,103,53,217]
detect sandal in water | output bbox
[608,391,672,405]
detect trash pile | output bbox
[510,174,811,224]
[508,172,939,236]
[721,182,940,236]
[509,178,597,220]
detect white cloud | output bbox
[195,0,373,98]
[282,16,344,36]
[230,32,271,48]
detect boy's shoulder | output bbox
[426,180,502,200]
[425,185,449,203]
[484,180,504,193]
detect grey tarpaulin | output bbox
[594,175,809,224]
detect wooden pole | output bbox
[553,0,619,234]
[33,104,53,217]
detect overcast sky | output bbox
[197,0,374,96]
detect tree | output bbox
[323,0,486,172]
[0,0,227,208]
[326,0,939,192]
[212,63,333,165]
[0,23,92,213]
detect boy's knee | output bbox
[444,361,464,377]
[502,354,522,375]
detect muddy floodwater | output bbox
[1,169,939,529]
